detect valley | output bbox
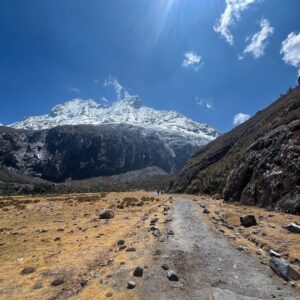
[0,191,299,299]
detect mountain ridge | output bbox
[170,86,300,214]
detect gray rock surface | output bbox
[269,257,300,281]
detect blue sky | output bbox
[0,0,300,132]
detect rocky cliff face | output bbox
[170,87,300,214]
[0,124,180,182]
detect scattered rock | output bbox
[54,237,61,242]
[106,292,113,297]
[21,267,36,275]
[152,229,161,237]
[167,270,179,281]
[127,280,136,289]
[150,217,158,226]
[117,239,125,246]
[161,264,169,270]
[119,245,126,251]
[154,249,162,256]
[80,279,87,287]
[51,278,65,286]
[286,223,300,234]
[133,266,144,277]
[32,282,43,289]
[99,209,114,219]
[167,229,174,236]
[126,247,136,252]
[203,208,210,214]
[269,257,300,281]
[240,215,257,227]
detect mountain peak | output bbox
[10,96,220,144]
[121,94,143,109]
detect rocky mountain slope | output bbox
[170,86,300,214]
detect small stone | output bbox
[161,264,169,270]
[152,229,161,237]
[167,270,179,281]
[51,278,64,286]
[119,245,126,251]
[99,209,114,219]
[240,215,257,227]
[203,208,210,214]
[127,280,136,289]
[54,237,61,242]
[32,282,43,289]
[167,230,174,236]
[150,217,159,225]
[21,267,36,275]
[126,247,136,252]
[286,223,300,234]
[80,279,87,287]
[106,292,113,297]
[117,239,125,246]
[133,266,144,277]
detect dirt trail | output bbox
[141,198,299,300]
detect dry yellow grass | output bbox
[0,191,169,300]
[1,192,299,299]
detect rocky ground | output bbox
[0,192,299,299]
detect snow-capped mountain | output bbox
[10,95,220,146]
[1,96,221,181]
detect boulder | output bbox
[99,209,114,219]
[240,215,257,227]
[269,257,300,281]
[286,223,300,234]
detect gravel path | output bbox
[141,198,299,300]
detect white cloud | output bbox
[182,51,203,71]
[104,76,125,100]
[196,97,214,109]
[242,18,274,58]
[233,112,250,125]
[103,76,137,102]
[280,32,300,76]
[214,0,260,45]
[69,87,81,94]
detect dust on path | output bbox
[141,198,299,300]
